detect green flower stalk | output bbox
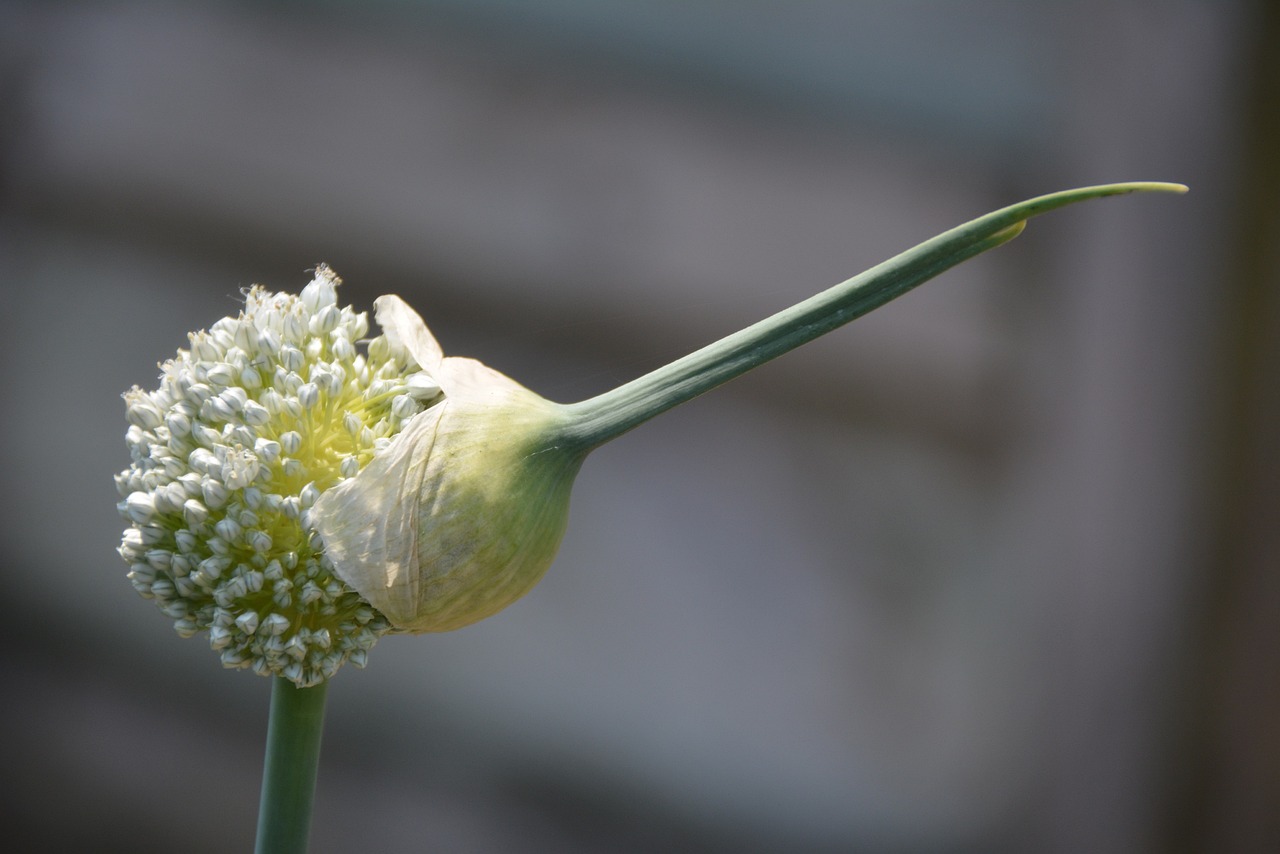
[116,182,1185,683]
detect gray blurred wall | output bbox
[1,2,1271,852]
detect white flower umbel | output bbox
[116,266,439,687]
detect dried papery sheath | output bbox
[310,296,582,632]
[116,266,437,686]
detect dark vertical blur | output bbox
[1170,2,1280,851]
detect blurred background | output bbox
[1,1,1275,851]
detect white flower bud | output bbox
[124,389,165,429]
[225,347,249,371]
[221,648,249,668]
[187,448,218,476]
[185,382,213,405]
[153,482,187,515]
[308,363,333,387]
[405,372,442,400]
[235,611,260,636]
[205,362,236,387]
[205,395,237,422]
[146,549,173,571]
[300,268,337,312]
[160,455,187,479]
[279,495,301,518]
[224,428,253,452]
[174,529,199,554]
[124,425,149,457]
[216,577,248,608]
[220,387,247,411]
[125,491,156,524]
[284,309,308,344]
[210,625,233,649]
[331,336,355,362]
[311,304,340,335]
[211,328,235,352]
[280,431,303,456]
[390,394,417,420]
[192,424,221,449]
[214,517,243,543]
[348,311,369,341]
[299,482,320,510]
[173,577,197,603]
[202,479,229,510]
[260,388,285,416]
[254,438,282,464]
[198,555,231,581]
[165,411,192,438]
[242,400,270,426]
[263,613,291,636]
[249,530,273,553]
[234,322,257,354]
[281,346,305,373]
[189,331,221,362]
[128,562,157,588]
[257,328,281,356]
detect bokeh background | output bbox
[2,2,1276,851]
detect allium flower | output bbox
[116,182,1185,688]
[116,266,441,686]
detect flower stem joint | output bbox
[115,183,1185,685]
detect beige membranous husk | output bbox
[310,297,584,632]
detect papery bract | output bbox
[311,297,585,632]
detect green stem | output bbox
[254,677,329,854]
[560,181,1186,449]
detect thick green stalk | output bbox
[254,678,329,854]
[560,182,1186,449]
